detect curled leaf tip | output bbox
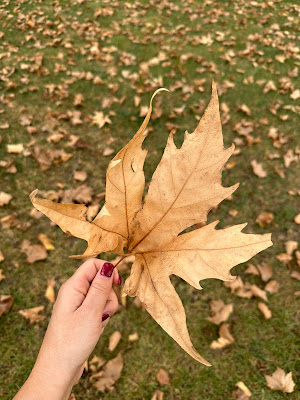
[29,189,39,202]
[150,87,169,107]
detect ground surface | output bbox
[0,0,299,399]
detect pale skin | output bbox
[14,258,120,400]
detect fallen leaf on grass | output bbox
[19,306,45,323]
[276,253,292,264]
[285,240,298,256]
[128,332,139,342]
[0,269,5,282]
[92,112,112,129]
[38,233,54,251]
[210,323,234,349]
[224,277,253,298]
[21,240,47,263]
[256,212,274,227]
[251,160,267,178]
[265,367,295,393]
[0,250,4,262]
[156,368,170,385]
[151,390,164,400]
[0,295,13,317]
[0,192,12,206]
[7,144,24,154]
[103,147,114,156]
[108,331,122,352]
[45,278,56,303]
[232,381,251,399]
[257,263,272,282]
[30,84,272,365]
[294,213,300,225]
[92,353,123,391]
[251,285,268,302]
[206,300,233,325]
[73,170,87,182]
[265,280,279,294]
[291,270,300,281]
[244,264,259,276]
[258,302,272,319]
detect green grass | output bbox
[0,0,299,399]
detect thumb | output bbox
[82,262,116,317]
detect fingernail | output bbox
[100,262,115,278]
[102,312,110,322]
[118,275,122,286]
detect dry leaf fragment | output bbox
[93,353,123,391]
[38,233,54,251]
[7,144,24,154]
[108,331,122,352]
[291,271,300,281]
[245,264,259,276]
[128,332,139,342]
[265,367,295,393]
[21,240,47,263]
[206,300,233,325]
[0,250,4,262]
[257,262,272,282]
[258,302,272,319]
[19,306,45,323]
[0,192,12,206]
[210,323,234,349]
[251,285,268,302]
[265,280,279,294]
[256,212,274,227]
[294,214,300,225]
[0,269,5,282]
[156,369,170,385]
[285,241,298,256]
[151,390,164,400]
[73,170,87,182]
[45,278,56,303]
[92,112,112,128]
[233,381,251,399]
[0,295,13,317]
[251,160,267,178]
[103,147,114,157]
[276,253,292,264]
[30,84,272,365]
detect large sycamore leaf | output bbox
[31,82,272,365]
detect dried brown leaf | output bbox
[257,262,272,282]
[210,323,234,349]
[206,300,233,325]
[19,306,45,323]
[156,369,170,385]
[108,331,122,352]
[258,302,272,319]
[21,240,47,263]
[93,353,123,392]
[265,367,295,393]
[0,295,13,317]
[265,280,279,294]
[0,192,12,206]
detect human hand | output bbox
[14,258,120,400]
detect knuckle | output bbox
[90,280,108,296]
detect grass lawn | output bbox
[0,0,299,399]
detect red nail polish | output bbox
[118,275,122,286]
[102,313,110,322]
[100,262,115,278]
